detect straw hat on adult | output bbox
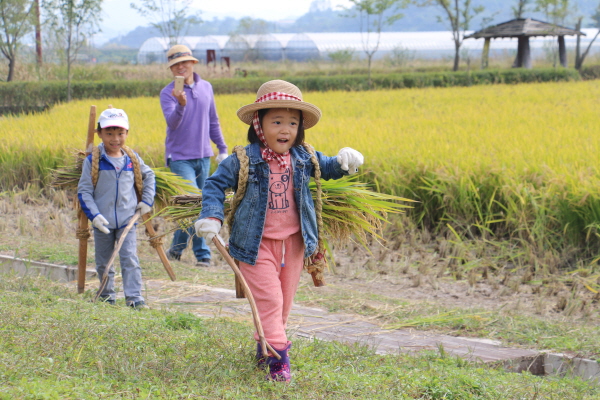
[166,44,198,68]
[237,80,322,129]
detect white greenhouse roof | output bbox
[137,29,600,62]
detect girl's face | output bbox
[261,108,300,154]
[98,126,128,157]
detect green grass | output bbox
[1,275,598,399]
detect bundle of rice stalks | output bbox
[50,152,199,211]
[158,175,413,247]
[314,176,413,247]
[50,150,86,190]
[152,167,201,210]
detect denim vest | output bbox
[200,142,347,265]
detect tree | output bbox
[534,0,570,24]
[417,0,485,71]
[534,0,572,67]
[228,17,270,62]
[343,0,409,88]
[130,0,200,46]
[43,0,102,101]
[0,0,35,82]
[575,2,600,70]
[512,0,532,18]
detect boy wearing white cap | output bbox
[77,108,156,308]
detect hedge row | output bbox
[579,64,600,80]
[0,68,582,115]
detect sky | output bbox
[95,0,352,45]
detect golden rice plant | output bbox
[6,80,600,264]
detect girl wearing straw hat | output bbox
[195,80,363,382]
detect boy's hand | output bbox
[172,88,187,106]
[195,218,221,242]
[92,215,110,234]
[136,202,152,216]
[337,147,364,174]
[216,153,228,164]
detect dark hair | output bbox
[247,108,305,147]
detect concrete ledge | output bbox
[0,254,96,282]
[544,352,600,384]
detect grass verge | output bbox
[1,275,599,399]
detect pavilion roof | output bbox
[465,18,584,39]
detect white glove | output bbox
[195,218,221,242]
[336,147,364,174]
[216,153,228,164]
[92,214,110,234]
[136,201,152,216]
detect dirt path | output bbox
[111,277,541,370]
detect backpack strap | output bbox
[301,143,326,286]
[225,145,249,228]
[122,145,143,203]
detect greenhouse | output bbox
[136,37,196,64]
[191,36,229,64]
[137,30,600,64]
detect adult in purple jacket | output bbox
[160,44,228,267]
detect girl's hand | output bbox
[337,147,364,174]
[195,218,222,241]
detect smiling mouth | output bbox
[277,138,289,143]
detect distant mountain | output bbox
[105,0,600,49]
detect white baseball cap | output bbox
[98,108,129,130]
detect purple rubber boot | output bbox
[255,342,266,370]
[265,341,292,382]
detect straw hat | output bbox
[166,44,198,68]
[237,80,321,129]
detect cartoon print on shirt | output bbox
[269,168,290,210]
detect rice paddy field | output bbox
[3,80,600,270]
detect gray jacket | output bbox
[78,144,155,230]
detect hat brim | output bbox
[237,100,322,129]
[167,56,199,69]
[100,122,129,130]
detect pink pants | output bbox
[239,231,305,348]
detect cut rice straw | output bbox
[158,175,414,249]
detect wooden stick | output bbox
[93,211,141,302]
[212,236,281,360]
[141,213,176,281]
[77,105,96,294]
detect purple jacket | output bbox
[160,73,228,165]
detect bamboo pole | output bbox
[212,235,280,360]
[93,211,141,302]
[76,105,96,294]
[142,213,176,281]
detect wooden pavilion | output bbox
[465,18,584,69]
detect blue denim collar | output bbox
[246,142,312,165]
